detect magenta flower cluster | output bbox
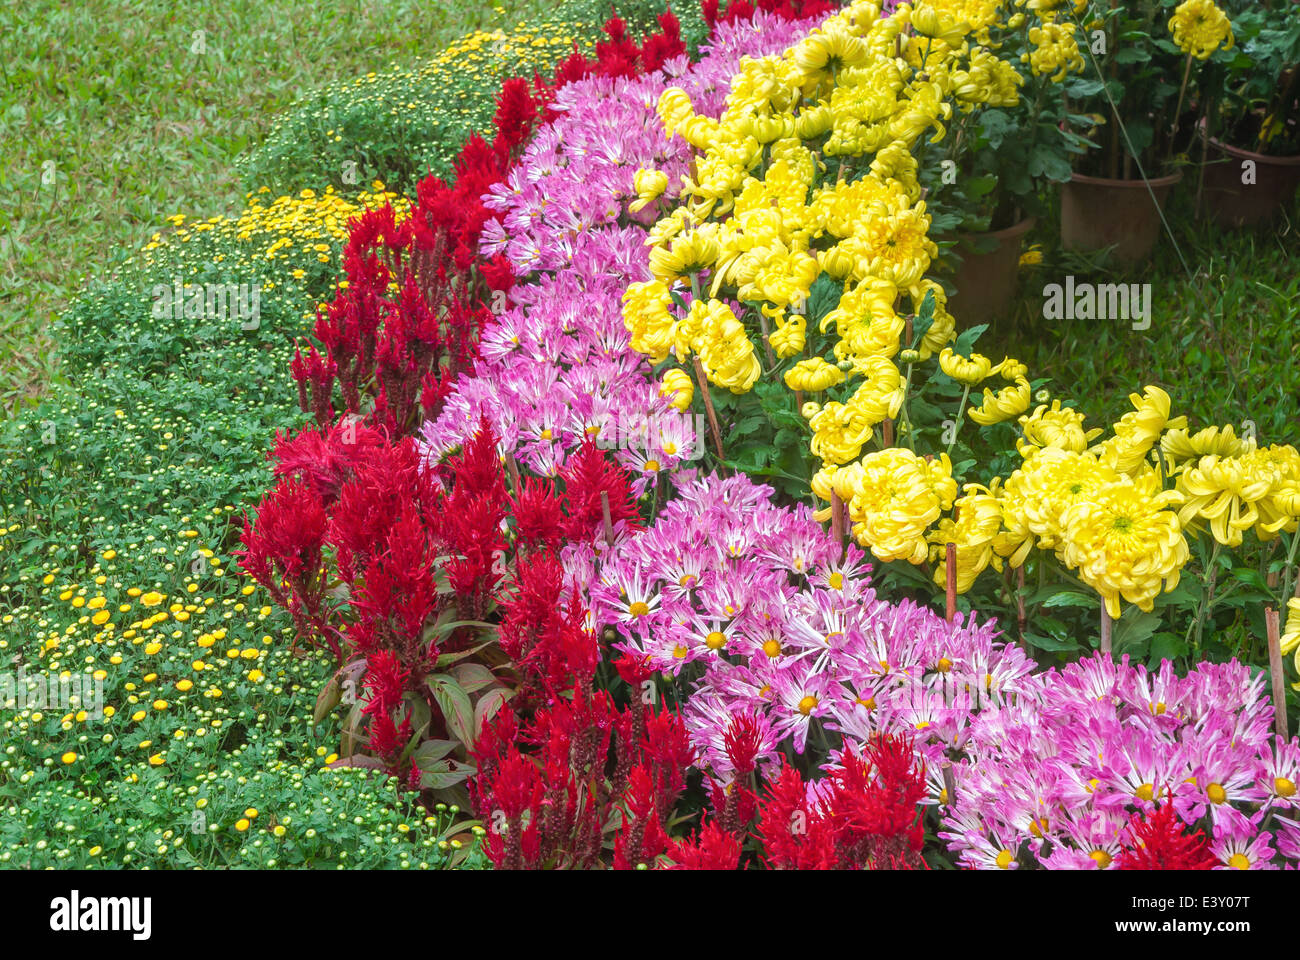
[942,655,1300,870]
[422,12,823,494]
[579,473,1032,786]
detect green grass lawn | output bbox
[0,0,546,410]
[988,191,1300,444]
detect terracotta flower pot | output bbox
[946,216,1036,326]
[1199,132,1300,229]
[1059,169,1183,264]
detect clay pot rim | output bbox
[1204,134,1300,167]
[950,215,1037,246]
[1068,169,1185,188]
[983,215,1037,241]
[1196,115,1300,165]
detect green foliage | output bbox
[920,9,1094,231]
[240,0,707,197]
[1065,0,1200,177]
[980,186,1300,690]
[0,0,551,409]
[1208,0,1300,155]
[0,148,489,870]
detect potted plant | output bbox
[1194,1,1300,227]
[1059,0,1233,261]
[926,1,1094,324]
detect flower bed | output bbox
[4,0,1299,873]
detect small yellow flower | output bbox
[939,348,995,386]
[629,168,669,214]
[784,357,846,393]
[1169,0,1234,60]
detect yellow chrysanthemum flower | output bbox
[1059,471,1188,620]
[659,368,694,412]
[1169,0,1234,60]
[1160,424,1254,465]
[1175,451,1279,548]
[1005,448,1119,552]
[939,347,995,386]
[621,280,675,364]
[691,300,762,394]
[969,376,1032,426]
[1093,386,1187,475]
[1018,400,1103,457]
[629,168,669,214]
[1256,444,1300,537]
[928,482,1004,593]
[785,357,846,392]
[844,449,958,564]
[1280,598,1300,657]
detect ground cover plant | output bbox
[0,0,565,410]
[3,0,1299,874]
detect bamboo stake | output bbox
[945,542,957,624]
[881,418,894,448]
[691,357,726,462]
[1100,602,1112,657]
[941,762,957,807]
[1267,572,1289,738]
[1016,565,1027,650]
[599,491,615,548]
[830,491,846,548]
[756,310,778,371]
[505,452,522,494]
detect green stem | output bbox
[1171,53,1194,145]
[1282,530,1300,606]
[1192,539,1224,655]
[946,383,972,458]
[898,362,917,452]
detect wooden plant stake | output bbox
[1266,571,1289,738]
[599,491,615,548]
[692,357,726,462]
[1016,565,1028,650]
[1100,602,1113,657]
[945,542,957,625]
[755,310,778,370]
[831,491,846,549]
[505,452,522,494]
